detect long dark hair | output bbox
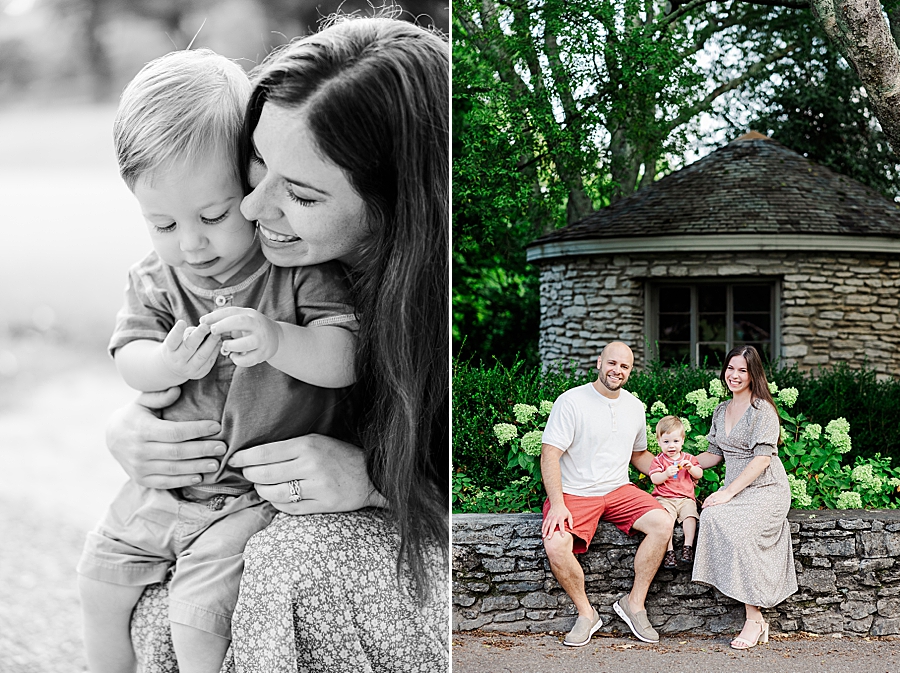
[241,17,448,599]
[720,345,781,440]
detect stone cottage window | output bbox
[648,280,778,366]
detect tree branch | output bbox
[666,44,798,131]
[811,0,900,154]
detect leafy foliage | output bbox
[453,359,900,512]
[453,1,900,365]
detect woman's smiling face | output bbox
[241,103,371,268]
[724,354,751,395]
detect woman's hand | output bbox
[227,434,385,514]
[702,489,734,508]
[106,387,226,489]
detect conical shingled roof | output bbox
[533,134,900,246]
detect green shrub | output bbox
[451,358,591,493]
[452,358,900,513]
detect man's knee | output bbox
[634,508,675,539]
[543,530,575,563]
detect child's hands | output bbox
[159,320,220,381]
[201,307,282,367]
[663,463,680,479]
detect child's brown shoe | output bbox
[662,550,678,569]
[681,545,694,565]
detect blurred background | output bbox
[0,1,447,670]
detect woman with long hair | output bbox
[106,15,449,670]
[692,345,797,650]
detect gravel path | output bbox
[0,500,88,673]
[1,337,131,673]
[453,630,900,673]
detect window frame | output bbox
[644,277,781,367]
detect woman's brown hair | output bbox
[242,16,448,600]
[720,345,782,442]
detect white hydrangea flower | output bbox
[493,423,518,445]
[650,400,669,416]
[777,387,799,408]
[685,389,708,406]
[539,400,554,416]
[708,378,726,399]
[697,397,718,419]
[646,426,659,453]
[786,474,813,508]
[691,435,709,452]
[801,423,822,441]
[851,463,883,492]
[513,404,538,424]
[520,430,544,456]
[768,381,779,395]
[680,417,692,434]
[836,491,863,509]
[825,418,852,454]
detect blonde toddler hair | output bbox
[656,415,686,438]
[113,48,250,189]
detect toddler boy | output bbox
[76,49,357,673]
[649,416,703,570]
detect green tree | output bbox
[453,0,900,366]
[738,30,900,199]
[453,0,804,365]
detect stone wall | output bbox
[453,510,900,637]
[537,252,900,377]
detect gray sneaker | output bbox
[613,595,659,643]
[563,608,602,647]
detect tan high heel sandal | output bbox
[730,618,768,650]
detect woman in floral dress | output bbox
[692,345,798,650]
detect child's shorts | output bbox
[542,483,664,554]
[655,495,699,523]
[77,480,276,639]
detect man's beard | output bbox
[598,371,623,392]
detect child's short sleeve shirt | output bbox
[108,246,358,494]
[649,452,700,500]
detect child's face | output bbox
[657,430,684,459]
[134,151,257,283]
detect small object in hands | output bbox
[288,479,303,503]
[206,495,226,511]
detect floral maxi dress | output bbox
[131,508,449,673]
[691,400,798,608]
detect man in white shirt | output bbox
[541,342,673,646]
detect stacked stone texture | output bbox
[453,510,900,636]
[538,252,900,377]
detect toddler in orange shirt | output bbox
[649,415,703,569]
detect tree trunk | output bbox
[608,125,642,203]
[811,0,900,154]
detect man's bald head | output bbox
[599,341,634,364]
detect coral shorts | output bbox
[542,483,664,554]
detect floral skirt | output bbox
[131,508,448,673]
[692,481,797,608]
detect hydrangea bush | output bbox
[455,377,900,513]
[452,399,554,513]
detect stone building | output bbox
[526,132,900,377]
